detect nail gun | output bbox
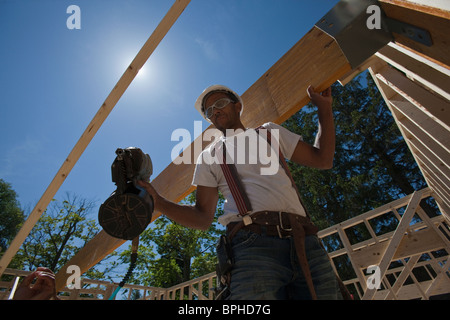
[98,147,154,240]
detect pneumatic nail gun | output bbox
[98,147,154,240]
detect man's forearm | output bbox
[153,196,212,230]
[314,104,335,169]
[138,181,216,231]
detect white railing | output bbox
[318,188,450,299]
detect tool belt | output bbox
[225,211,319,300]
[226,211,319,240]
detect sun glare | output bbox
[136,65,147,78]
[119,52,149,81]
[119,49,166,89]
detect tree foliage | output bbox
[0,179,25,253]
[10,193,114,280]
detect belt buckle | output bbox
[242,213,253,226]
[276,212,292,238]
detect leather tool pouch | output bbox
[215,235,233,300]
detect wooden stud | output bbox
[337,228,367,290]
[376,42,450,101]
[424,256,450,297]
[362,190,422,300]
[375,66,450,130]
[384,254,420,300]
[369,56,450,221]
[352,226,446,269]
[390,98,450,160]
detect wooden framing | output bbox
[318,188,450,300]
[1,0,449,299]
[369,43,450,218]
[362,190,423,299]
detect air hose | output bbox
[108,237,139,300]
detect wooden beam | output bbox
[385,254,421,300]
[424,256,450,298]
[337,228,368,290]
[374,64,450,130]
[375,42,450,101]
[0,0,191,278]
[351,226,447,269]
[338,55,383,86]
[54,26,352,291]
[379,0,450,68]
[152,25,352,205]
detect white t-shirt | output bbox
[192,122,307,226]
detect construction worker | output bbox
[138,84,344,299]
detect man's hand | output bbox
[290,85,335,170]
[138,180,161,210]
[13,267,58,300]
[307,85,332,109]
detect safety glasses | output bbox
[205,98,233,119]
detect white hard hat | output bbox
[194,84,244,122]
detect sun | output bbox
[136,64,148,79]
[119,52,149,81]
[118,48,167,89]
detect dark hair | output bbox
[201,90,239,112]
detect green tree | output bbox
[0,179,25,254]
[11,193,111,280]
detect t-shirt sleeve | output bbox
[192,150,219,187]
[263,122,302,160]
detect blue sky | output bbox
[0,0,339,219]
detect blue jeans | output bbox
[228,229,343,300]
